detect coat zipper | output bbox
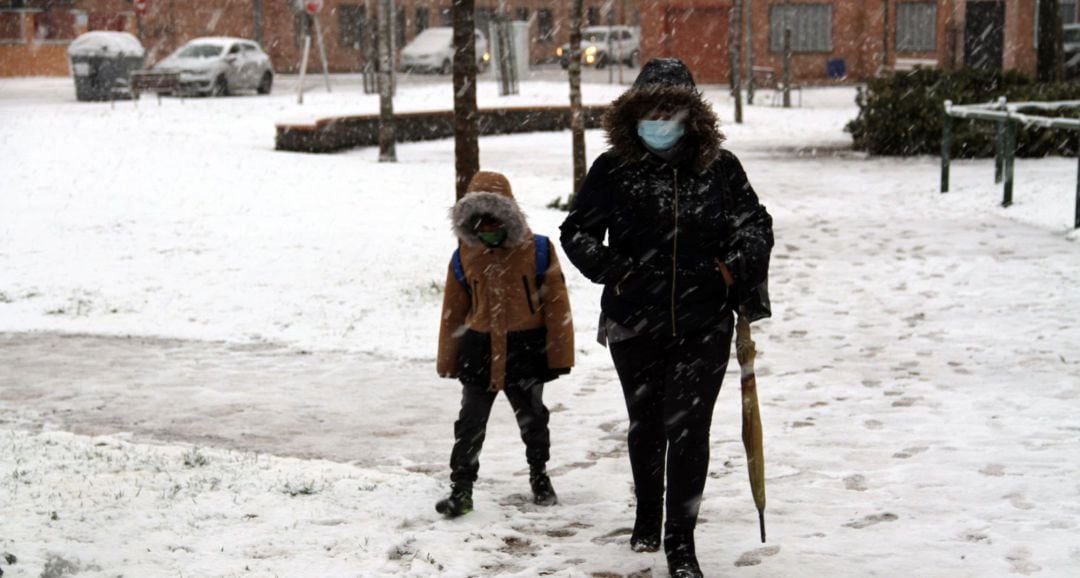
[671,167,679,337]
[521,276,536,315]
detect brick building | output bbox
[0,0,641,77]
[2,1,1075,81]
[640,0,1079,84]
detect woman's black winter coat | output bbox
[559,65,774,337]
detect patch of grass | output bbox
[182,447,210,468]
[282,479,318,497]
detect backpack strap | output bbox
[534,234,551,287]
[451,248,469,291]
[451,235,552,295]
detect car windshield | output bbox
[583,31,607,43]
[176,44,224,59]
[408,29,454,51]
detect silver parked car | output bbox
[154,37,274,96]
[558,26,640,69]
[399,27,490,74]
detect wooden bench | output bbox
[129,70,181,103]
[751,66,777,89]
[893,58,939,72]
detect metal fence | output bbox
[941,98,1080,229]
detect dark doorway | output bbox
[964,0,1005,70]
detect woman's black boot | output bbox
[665,533,703,578]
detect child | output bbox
[435,171,575,517]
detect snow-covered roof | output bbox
[67,31,146,58]
[182,37,256,48]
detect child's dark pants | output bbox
[449,379,550,485]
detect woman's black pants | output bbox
[609,326,732,538]
[449,379,551,486]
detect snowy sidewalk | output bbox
[3,79,1080,576]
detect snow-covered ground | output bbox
[1,75,1079,577]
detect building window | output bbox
[88,12,126,32]
[439,8,451,27]
[415,7,429,35]
[515,8,529,22]
[338,4,365,48]
[538,8,554,42]
[769,4,832,53]
[34,10,78,42]
[1063,0,1078,24]
[896,2,936,52]
[0,11,25,43]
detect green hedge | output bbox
[846,68,1080,158]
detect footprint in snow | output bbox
[843,513,898,529]
[734,545,781,567]
[1006,546,1042,575]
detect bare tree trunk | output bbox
[568,0,586,205]
[453,0,479,200]
[1037,0,1065,82]
[378,0,397,162]
[363,0,378,93]
[730,0,743,124]
[745,0,754,105]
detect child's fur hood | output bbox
[451,172,529,247]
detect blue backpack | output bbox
[451,235,551,293]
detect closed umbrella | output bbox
[735,314,766,542]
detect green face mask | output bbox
[477,228,508,247]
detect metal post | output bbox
[782,28,792,108]
[607,5,614,84]
[1003,119,1015,207]
[941,101,952,193]
[252,0,264,46]
[314,15,332,93]
[994,97,1006,184]
[297,34,311,104]
[994,119,1005,184]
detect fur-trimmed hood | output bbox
[603,58,725,173]
[451,171,529,247]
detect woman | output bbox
[559,59,773,578]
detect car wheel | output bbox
[560,58,569,70]
[595,53,608,69]
[211,75,229,97]
[440,59,452,75]
[257,71,273,95]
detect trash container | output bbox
[826,58,846,80]
[67,31,146,101]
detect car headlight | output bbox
[482,52,490,62]
[556,47,563,57]
[585,46,598,56]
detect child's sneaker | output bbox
[435,484,473,517]
[530,471,558,506]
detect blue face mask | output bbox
[637,119,686,151]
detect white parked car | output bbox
[154,37,274,96]
[558,26,640,69]
[399,27,490,74]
